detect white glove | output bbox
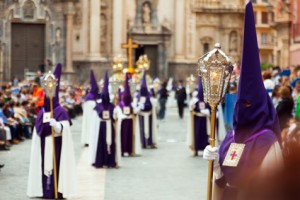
[138,102,145,110]
[49,118,62,133]
[203,145,223,179]
[203,145,218,161]
[200,109,210,116]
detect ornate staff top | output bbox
[42,71,58,98]
[198,43,234,106]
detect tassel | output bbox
[46,175,51,190]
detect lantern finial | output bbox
[214,43,221,49]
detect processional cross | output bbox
[121,37,138,72]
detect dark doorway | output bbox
[11,23,45,79]
[135,45,158,76]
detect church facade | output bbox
[0,0,246,82]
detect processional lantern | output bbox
[42,72,57,98]
[198,43,233,200]
[186,74,196,93]
[41,71,59,199]
[129,76,140,97]
[110,76,120,105]
[136,54,150,71]
[112,55,124,73]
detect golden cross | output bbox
[121,37,138,69]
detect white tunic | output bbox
[27,120,78,198]
[81,100,99,145]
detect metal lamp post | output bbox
[198,43,233,200]
[42,71,59,199]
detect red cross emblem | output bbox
[230,151,237,160]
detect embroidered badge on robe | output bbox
[103,111,110,120]
[43,112,51,123]
[223,143,245,167]
[124,107,130,115]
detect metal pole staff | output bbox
[50,96,58,199]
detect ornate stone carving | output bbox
[142,1,152,33]
[200,36,213,44]
[74,5,82,26]
[23,0,35,19]
[55,27,61,45]
[142,2,151,24]
[229,31,238,53]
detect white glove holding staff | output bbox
[203,145,223,179]
[49,118,62,133]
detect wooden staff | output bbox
[50,97,58,199]
[207,104,217,200]
[190,111,195,155]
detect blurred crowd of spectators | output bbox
[0,72,86,152]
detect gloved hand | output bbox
[200,109,210,116]
[138,102,145,110]
[203,145,223,179]
[49,118,62,133]
[203,145,218,161]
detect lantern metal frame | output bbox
[129,76,139,97]
[198,43,233,106]
[110,77,121,105]
[42,72,57,98]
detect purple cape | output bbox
[36,63,71,137]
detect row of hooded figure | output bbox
[81,70,158,168]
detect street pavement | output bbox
[0,107,208,200]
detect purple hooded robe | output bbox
[35,63,71,199]
[93,72,117,167]
[138,72,154,148]
[192,78,209,151]
[216,2,281,199]
[119,74,134,155]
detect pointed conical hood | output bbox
[233,2,280,142]
[140,71,150,97]
[101,71,110,104]
[85,70,99,101]
[44,63,61,112]
[122,73,132,105]
[197,78,204,101]
[90,70,99,96]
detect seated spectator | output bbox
[13,102,32,139]
[0,117,12,148]
[1,101,22,143]
[31,82,44,112]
